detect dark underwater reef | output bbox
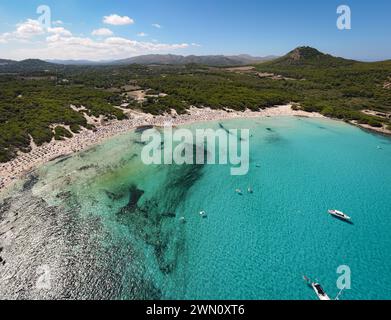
[115,157,205,276]
[0,138,207,299]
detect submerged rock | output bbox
[78,164,98,171]
[162,212,176,218]
[104,190,125,201]
[0,187,161,300]
[22,174,39,191]
[135,125,154,133]
[119,185,145,214]
[134,140,147,146]
[56,191,72,200]
[54,155,72,164]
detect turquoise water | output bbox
[1,116,391,300]
[170,118,391,300]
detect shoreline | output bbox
[0,104,388,193]
[0,104,321,192]
[349,120,391,137]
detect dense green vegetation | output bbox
[137,72,294,114]
[265,46,357,67]
[255,47,391,125]
[135,48,391,127]
[54,126,73,140]
[1,46,391,163]
[0,76,125,162]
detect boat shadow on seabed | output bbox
[330,215,354,225]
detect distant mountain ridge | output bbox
[0,47,373,73]
[0,55,276,72]
[0,59,58,73]
[47,54,277,66]
[112,54,277,66]
[46,59,108,66]
[0,59,15,66]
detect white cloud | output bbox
[103,14,134,26]
[0,19,46,43]
[137,32,148,37]
[15,19,45,38]
[92,28,113,37]
[103,36,188,51]
[11,34,189,60]
[191,43,202,47]
[0,32,11,43]
[0,17,191,61]
[0,19,71,44]
[52,20,64,25]
[152,23,162,29]
[48,27,72,37]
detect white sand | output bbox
[0,104,323,192]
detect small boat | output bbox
[199,211,207,218]
[236,189,243,196]
[328,210,351,222]
[311,282,331,301]
[303,276,331,301]
[179,217,186,223]
[247,187,253,194]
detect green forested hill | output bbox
[264,46,356,67]
[1,46,391,163]
[254,47,391,123]
[0,59,60,73]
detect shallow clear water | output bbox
[1,116,391,300]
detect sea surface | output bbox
[1,116,391,300]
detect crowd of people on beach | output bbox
[0,105,319,192]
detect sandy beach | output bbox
[0,104,322,192]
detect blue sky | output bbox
[0,0,390,61]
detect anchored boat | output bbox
[199,211,207,218]
[303,276,331,301]
[328,209,351,222]
[312,282,331,301]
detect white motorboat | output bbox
[328,210,351,222]
[311,282,331,301]
[304,277,330,301]
[304,276,343,301]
